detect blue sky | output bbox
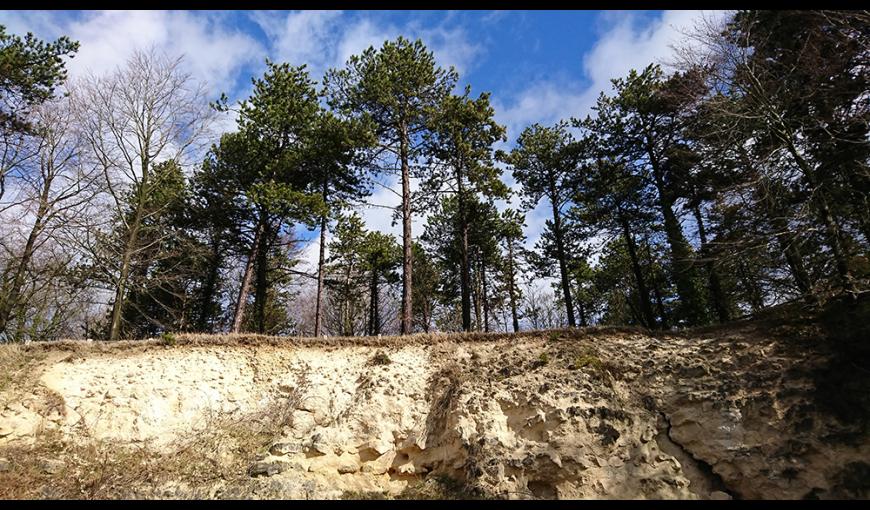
[0,9,721,277]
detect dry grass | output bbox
[1,325,652,359]
[0,345,47,408]
[0,383,304,499]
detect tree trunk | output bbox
[473,253,482,331]
[618,207,656,329]
[368,267,380,336]
[196,236,222,332]
[774,218,813,295]
[314,182,329,337]
[399,123,413,334]
[643,238,669,328]
[507,239,520,333]
[254,222,270,334]
[692,204,731,323]
[739,150,813,294]
[0,191,50,337]
[341,257,356,337]
[783,135,855,293]
[647,147,706,325]
[548,185,576,327]
[574,276,587,327]
[231,219,264,334]
[651,276,668,329]
[481,257,490,333]
[458,175,472,332]
[108,197,145,341]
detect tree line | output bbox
[0,10,867,342]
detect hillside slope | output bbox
[0,297,868,499]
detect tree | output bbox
[411,241,439,333]
[421,194,503,331]
[498,208,526,333]
[325,36,458,334]
[73,48,215,340]
[500,121,579,327]
[325,212,368,336]
[589,65,710,325]
[421,87,508,331]
[219,61,325,334]
[0,26,78,202]
[566,132,661,329]
[679,11,870,296]
[307,111,373,337]
[360,230,401,336]
[0,98,99,340]
[117,160,209,337]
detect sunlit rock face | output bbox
[1,314,868,499]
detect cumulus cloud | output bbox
[251,10,343,77]
[0,10,263,98]
[251,11,483,81]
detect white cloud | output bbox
[496,11,719,143]
[493,81,589,143]
[334,18,392,70]
[0,10,264,98]
[581,10,717,86]
[251,10,343,77]
[251,11,483,81]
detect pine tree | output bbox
[325,37,458,334]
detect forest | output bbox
[0,10,867,342]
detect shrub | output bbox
[573,353,604,371]
[370,350,391,366]
[160,332,177,346]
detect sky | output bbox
[0,9,723,281]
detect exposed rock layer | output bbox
[1,304,868,499]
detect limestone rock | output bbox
[1,316,864,500]
[337,463,359,474]
[269,442,303,456]
[39,459,65,475]
[248,461,287,478]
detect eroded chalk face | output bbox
[0,327,866,500]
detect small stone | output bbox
[248,461,287,477]
[40,459,65,475]
[337,463,359,474]
[709,491,732,500]
[641,427,656,443]
[309,407,329,426]
[270,442,303,456]
[6,402,27,414]
[361,463,388,475]
[0,458,11,472]
[310,441,330,456]
[608,456,624,468]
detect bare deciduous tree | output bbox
[72,48,216,340]
[0,97,101,340]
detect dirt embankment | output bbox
[1,298,868,499]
